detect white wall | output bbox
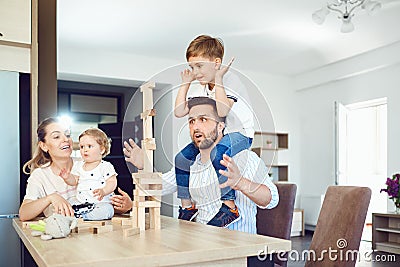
[240,70,301,200]
[58,45,182,83]
[294,48,400,214]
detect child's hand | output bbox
[93,188,105,201]
[215,57,234,80]
[180,69,195,84]
[59,168,69,181]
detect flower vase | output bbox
[396,204,400,214]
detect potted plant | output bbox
[381,173,400,214]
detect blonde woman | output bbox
[19,118,76,221]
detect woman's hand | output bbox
[110,187,133,214]
[47,193,75,217]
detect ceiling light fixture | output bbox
[312,0,382,33]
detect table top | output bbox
[14,215,291,267]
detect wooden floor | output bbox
[287,225,399,267]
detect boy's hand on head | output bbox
[215,57,234,80]
[180,69,195,84]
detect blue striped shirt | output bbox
[162,150,279,234]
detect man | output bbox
[117,97,278,234]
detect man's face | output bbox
[188,56,219,86]
[188,104,221,149]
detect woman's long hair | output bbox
[23,118,58,174]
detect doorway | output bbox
[335,98,387,224]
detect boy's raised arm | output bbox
[174,69,195,117]
[214,58,235,117]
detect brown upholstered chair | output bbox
[305,186,371,267]
[253,183,297,267]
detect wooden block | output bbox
[134,189,162,197]
[147,196,162,202]
[149,184,162,190]
[122,219,132,226]
[141,83,154,111]
[138,207,146,231]
[78,219,111,226]
[131,207,138,228]
[123,227,140,237]
[133,172,162,180]
[132,194,146,202]
[140,109,156,119]
[74,226,92,234]
[149,207,161,230]
[139,81,155,92]
[133,178,162,185]
[90,225,113,234]
[111,216,131,225]
[142,119,153,144]
[143,149,153,172]
[133,201,161,208]
[142,138,156,150]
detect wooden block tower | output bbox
[126,81,162,234]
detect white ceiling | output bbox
[57,0,400,77]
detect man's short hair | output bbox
[187,97,225,122]
[186,35,224,61]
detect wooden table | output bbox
[13,216,291,267]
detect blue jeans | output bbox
[82,202,114,221]
[175,132,252,201]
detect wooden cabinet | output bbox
[372,213,400,254]
[251,131,289,181]
[0,0,32,72]
[0,0,31,44]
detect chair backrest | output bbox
[305,186,371,267]
[256,183,297,267]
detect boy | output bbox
[174,35,254,227]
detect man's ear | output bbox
[39,141,48,153]
[218,122,225,133]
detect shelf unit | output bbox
[0,0,32,73]
[372,212,400,254]
[251,131,288,182]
